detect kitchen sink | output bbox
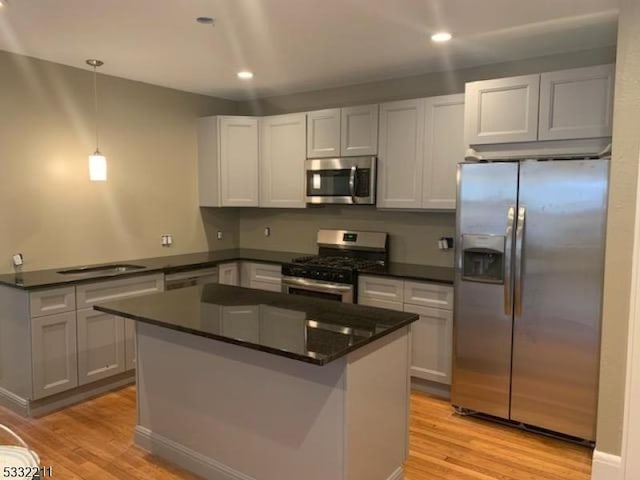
[57,264,147,275]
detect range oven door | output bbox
[282,276,354,303]
[305,156,376,205]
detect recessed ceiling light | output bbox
[431,32,452,43]
[0,0,8,7]
[237,71,254,80]
[196,16,215,25]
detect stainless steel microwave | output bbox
[305,156,376,205]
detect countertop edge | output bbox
[93,304,419,366]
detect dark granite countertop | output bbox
[0,249,307,290]
[0,248,455,290]
[94,283,418,366]
[362,262,454,285]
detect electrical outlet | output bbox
[264,227,271,237]
[217,231,223,240]
[161,234,173,247]
[12,253,23,267]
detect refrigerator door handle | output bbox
[514,206,526,317]
[504,206,516,316]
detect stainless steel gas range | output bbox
[281,229,388,303]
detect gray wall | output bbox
[234,45,617,269]
[238,207,455,266]
[240,46,616,116]
[596,0,640,456]
[0,50,240,273]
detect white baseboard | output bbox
[387,466,404,480]
[135,426,406,480]
[135,426,255,480]
[592,450,623,480]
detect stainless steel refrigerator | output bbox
[452,158,608,442]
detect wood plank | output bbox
[0,386,592,479]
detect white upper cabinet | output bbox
[377,99,426,209]
[340,104,379,156]
[260,113,306,208]
[538,64,614,141]
[465,74,541,145]
[198,116,259,207]
[220,117,259,206]
[422,94,465,210]
[306,108,341,158]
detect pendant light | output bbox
[87,59,107,181]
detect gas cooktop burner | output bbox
[292,255,381,270]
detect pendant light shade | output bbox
[87,59,107,181]
[89,151,107,181]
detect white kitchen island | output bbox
[95,284,417,480]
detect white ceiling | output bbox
[0,0,619,100]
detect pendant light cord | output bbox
[93,65,99,152]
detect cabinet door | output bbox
[306,109,340,158]
[423,94,465,210]
[31,311,78,399]
[124,319,136,371]
[539,64,614,141]
[77,309,125,385]
[198,116,221,207]
[340,104,379,156]
[260,113,306,208]
[404,304,453,385]
[220,116,259,206]
[218,262,240,286]
[465,74,540,145]
[377,99,426,209]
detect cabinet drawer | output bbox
[403,281,453,310]
[248,263,282,284]
[76,273,164,309]
[358,275,404,303]
[358,295,403,312]
[251,280,283,293]
[30,286,76,318]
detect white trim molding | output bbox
[620,150,640,479]
[386,466,404,480]
[592,450,623,480]
[135,426,255,480]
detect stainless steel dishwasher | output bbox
[165,267,219,290]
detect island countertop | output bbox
[94,283,419,366]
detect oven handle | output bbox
[282,276,354,292]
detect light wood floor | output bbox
[0,386,592,479]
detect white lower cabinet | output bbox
[357,295,403,312]
[124,319,136,371]
[241,262,282,292]
[358,275,454,386]
[76,308,126,385]
[218,262,240,286]
[31,311,78,400]
[221,306,260,343]
[404,304,453,385]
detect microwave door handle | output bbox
[349,166,356,202]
